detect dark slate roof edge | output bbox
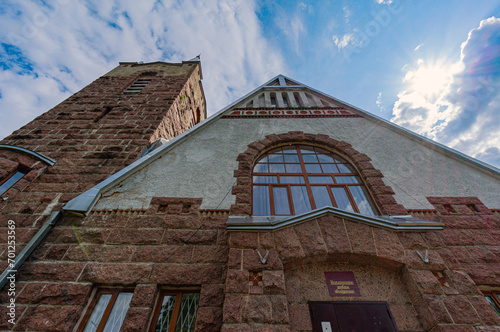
[0,144,56,166]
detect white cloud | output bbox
[0,0,286,138]
[275,12,305,55]
[376,92,385,112]
[375,0,393,4]
[332,33,356,50]
[343,6,352,24]
[391,17,500,168]
[298,2,313,13]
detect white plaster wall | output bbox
[95,117,500,210]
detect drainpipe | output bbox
[0,210,63,290]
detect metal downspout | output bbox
[0,210,63,290]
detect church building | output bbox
[0,58,499,332]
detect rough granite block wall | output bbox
[1,198,226,331]
[220,200,500,332]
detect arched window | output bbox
[252,144,378,216]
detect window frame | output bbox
[149,289,200,332]
[483,291,500,317]
[77,288,134,332]
[252,144,379,216]
[0,170,26,196]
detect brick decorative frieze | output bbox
[222,107,361,119]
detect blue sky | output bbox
[1,0,499,167]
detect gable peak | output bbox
[263,75,304,88]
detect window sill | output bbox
[226,206,444,232]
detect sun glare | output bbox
[404,61,453,97]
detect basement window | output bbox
[0,170,26,196]
[78,288,133,332]
[123,79,150,94]
[150,290,200,332]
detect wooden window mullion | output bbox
[96,290,119,332]
[149,292,164,332]
[297,146,317,210]
[485,291,500,306]
[168,293,184,332]
[325,185,338,209]
[77,290,101,332]
[344,185,360,213]
[286,184,295,215]
[269,184,276,215]
[495,292,500,307]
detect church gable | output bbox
[223,75,359,118]
[64,74,500,216]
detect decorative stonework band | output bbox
[222,107,361,118]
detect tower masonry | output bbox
[0,59,205,292]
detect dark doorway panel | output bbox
[309,301,399,332]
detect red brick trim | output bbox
[427,196,494,215]
[148,197,203,215]
[230,131,406,216]
[233,107,345,110]
[222,107,361,119]
[200,209,231,214]
[221,114,361,119]
[407,209,438,214]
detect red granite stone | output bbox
[442,295,481,324]
[200,284,225,308]
[469,296,500,325]
[129,284,157,307]
[194,307,223,332]
[225,270,250,294]
[120,307,152,332]
[273,227,306,267]
[242,295,272,323]
[316,215,352,261]
[263,270,286,295]
[294,220,328,259]
[223,294,243,323]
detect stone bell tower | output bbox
[0,59,206,329]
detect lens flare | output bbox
[404,61,454,97]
